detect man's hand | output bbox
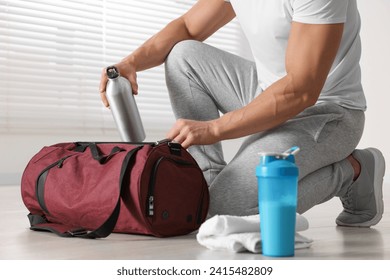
[166,119,220,149]
[99,58,138,108]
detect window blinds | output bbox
[0,0,242,137]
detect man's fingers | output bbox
[99,68,110,107]
[128,73,139,95]
[166,128,180,143]
[166,121,185,144]
[166,119,198,149]
[180,138,191,149]
[100,90,109,108]
[99,68,108,93]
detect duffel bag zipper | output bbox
[75,141,156,147]
[35,155,73,214]
[76,139,173,148]
[147,156,194,217]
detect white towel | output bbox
[196,214,313,253]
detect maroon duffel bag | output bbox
[21,140,209,238]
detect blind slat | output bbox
[0,0,241,135]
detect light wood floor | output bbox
[0,184,389,260]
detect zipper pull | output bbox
[57,156,70,168]
[155,139,171,146]
[57,158,65,168]
[148,196,154,216]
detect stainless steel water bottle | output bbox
[105,66,146,142]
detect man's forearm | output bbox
[122,18,192,72]
[213,74,318,141]
[121,0,235,73]
[166,72,319,149]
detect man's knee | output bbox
[165,39,202,72]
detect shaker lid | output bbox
[256,146,300,177]
[258,146,300,164]
[106,65,120,79]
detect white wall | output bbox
[1,0,389,185]
[356,0,390,181]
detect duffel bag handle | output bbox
[74,142,124,164]
[88,143,124,164]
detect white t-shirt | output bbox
[225,0,366,110]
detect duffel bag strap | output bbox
[28,146,142,239]
[28,214,91,237]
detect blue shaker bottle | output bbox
[256,147,299,257]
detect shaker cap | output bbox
[256,147,299,177]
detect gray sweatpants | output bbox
[164,40,365,216]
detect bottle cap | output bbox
[106,65,119,79]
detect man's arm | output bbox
[167,22,344,148]
[99,0,235,106]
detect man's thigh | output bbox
[165,40,260,113]
[208,103,364,215]
[235,102,365,179]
